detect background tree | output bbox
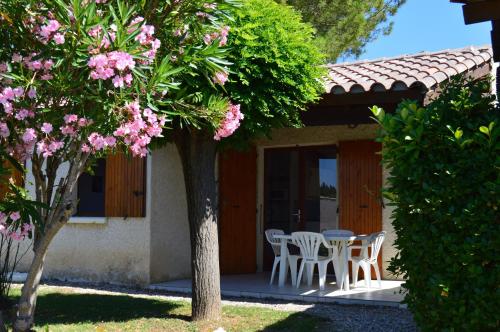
[278,0,406,61]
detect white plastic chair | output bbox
[265,229,301,286]
[292,232,336,291]
[322,229,354,286]
[351,231,386,288]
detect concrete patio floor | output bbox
[150,272,406,308]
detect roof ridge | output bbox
[327,45,492,67]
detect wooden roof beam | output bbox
[492,20,500,61]
[461,0,500,24]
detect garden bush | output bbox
[372,77,499,331]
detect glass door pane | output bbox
[302,147,337,232]
[264,149,300,234]
[263,146,337,270]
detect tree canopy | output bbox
[224,0,325,145]
[279,0,406,61]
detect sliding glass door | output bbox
[263,146,337,269]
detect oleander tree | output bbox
[0,0,237,329]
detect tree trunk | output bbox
[174,128,221,321]
[14,151,87,331]
[13,210,70,332]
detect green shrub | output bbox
[372,77,500,331]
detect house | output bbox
[15,46,494,286]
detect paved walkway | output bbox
[150,272,406,308]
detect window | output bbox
[75,159,106,217]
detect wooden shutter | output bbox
[0,161,23,199]
[105,154,146,218]
[219,148,257,275]
[339,140,383,276]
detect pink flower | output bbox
[64,114,78,123]
[41,122,53,134]
[88,54,108,68]
[214,103,244,140]
[22,128,37,143]
[43,59,54,70]
[88,132,106,150]
[27,87,37,99]
[60,125,75,136]
[15,108,30,120]
[204,3,217,9]
[10,211,21,221]
[53,33,65,44]
[13,87,24,97]
[2,87,14,100]
[39,19,61,41]
[46,20,61,32]
[213,71,228,85]
[22,223,32,233]
[108,51,135,71]
[81,144,91,153]
[30,60,43,70]
[9,232,23,241]
[12,53,22,63]
[104,136,116,147]
[78,118,90,127]
[124,73,133,85]
[129,16,144,27]
[0,122,10,138]
[112,75,124,88]
[203,34,212,45]
[41,73,53,80]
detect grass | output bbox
[7,286,331,332]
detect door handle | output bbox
[359,204,368,208]
[291,209,301,223]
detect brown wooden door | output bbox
[339,140,383,277]
[0,161,23,199]
[219,148,257,274]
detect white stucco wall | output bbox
[382,167,398,279]
[149,145,191,282]
[16,156,154,286]
[16,218,151,285]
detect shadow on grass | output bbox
[24,293,189,326]
[260,311,331,332]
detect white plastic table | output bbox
[273,233,370,291]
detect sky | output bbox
[343,0,492,62]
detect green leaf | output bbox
[479,126,489,136]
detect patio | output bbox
[150,273,406,308]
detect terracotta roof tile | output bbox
[325,46,492,94]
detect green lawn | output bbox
[7,286,330,332]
